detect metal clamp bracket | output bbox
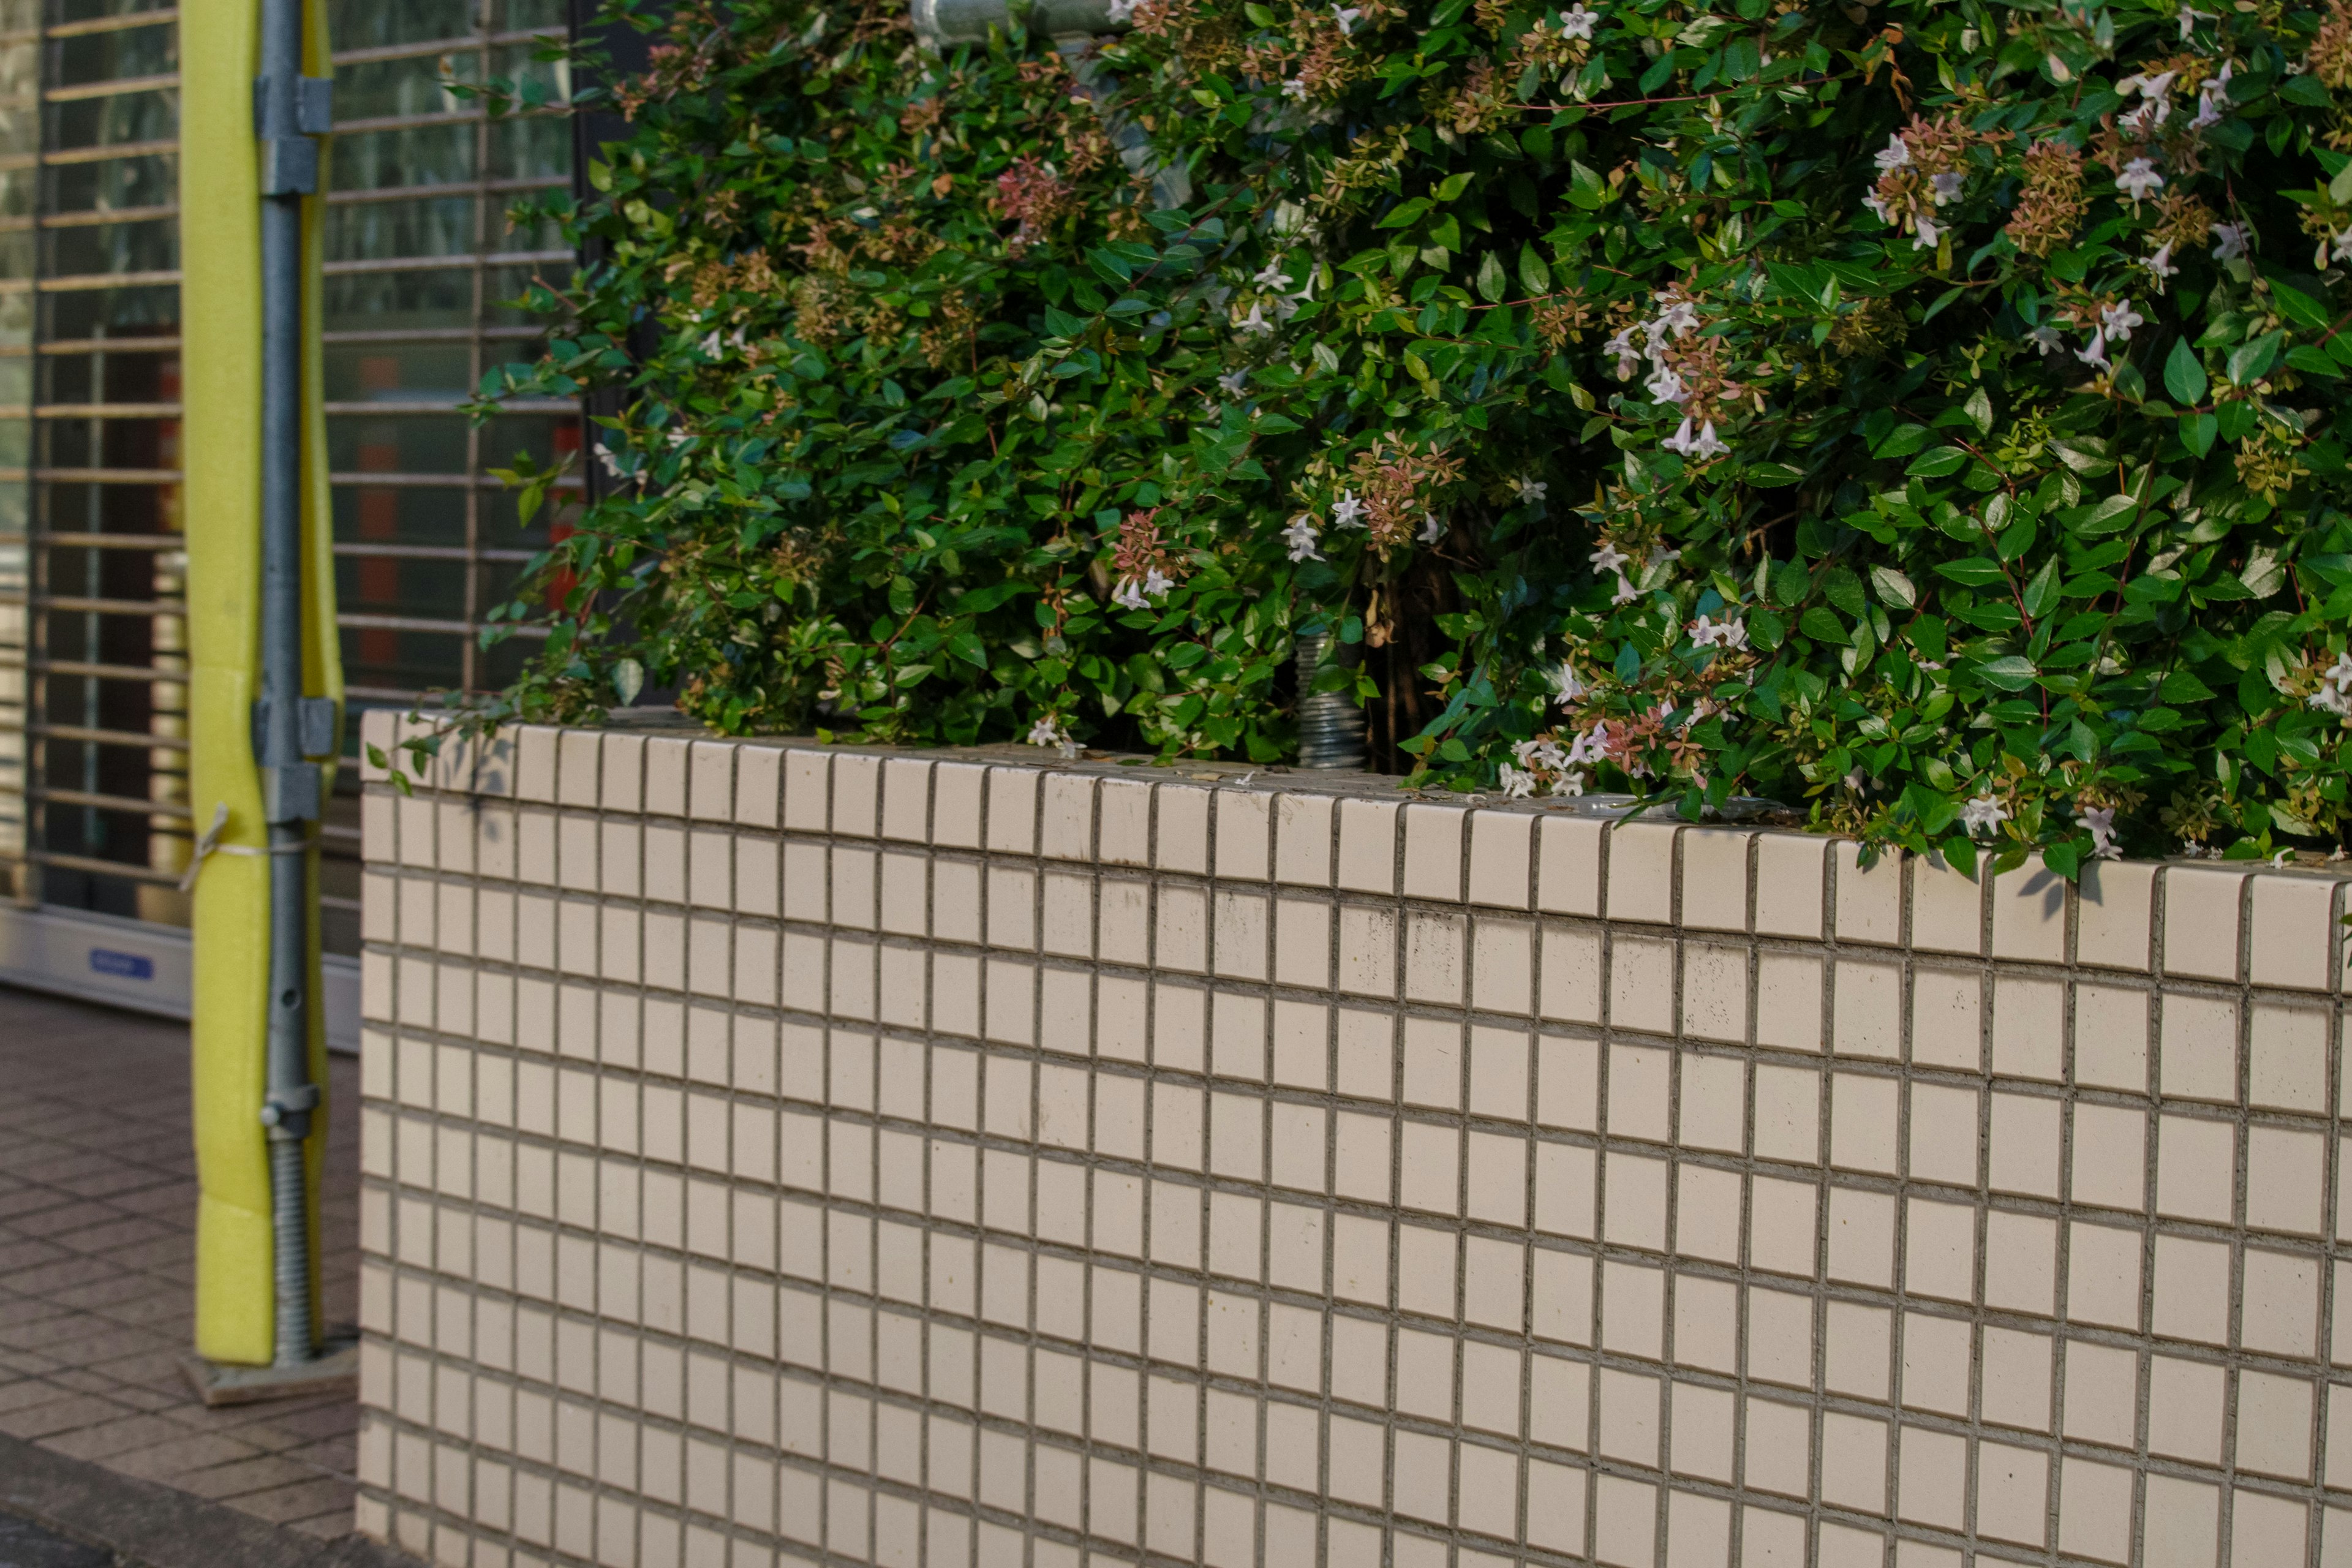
[260,1082,320,1139]
[253,74,333,195]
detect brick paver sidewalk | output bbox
[0,986,360,1541]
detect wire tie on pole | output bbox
[178,802,309,892]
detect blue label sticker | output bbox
[88,948,154,981]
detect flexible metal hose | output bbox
[270,1136,312,1366]
[1295,630,1367,770]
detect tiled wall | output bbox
[352,713,2352,1568]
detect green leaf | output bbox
[2163,339,2207,406]
[611,657,645,706]
[2021,558,2059,620]
[1934,557,2007,586]
[1907,445,1969,478]
[1744,462,1804,487]
[1874,424,1932,459]
[2182,412,2217,456]
[1975,654,2038,690]
[1376,197,1432,230]
[1517,243,1551,296]
[1566,160,1608,209]
[1869,565,1917,609]
[2271,279,2331,331]
[1476,250,1508,303]
[2160,669,2215,702]
[2228,333,2282,386]
[1435,172,1474,202]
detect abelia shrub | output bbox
[458,0,2352,873]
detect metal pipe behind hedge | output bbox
[1295,630,1367,771]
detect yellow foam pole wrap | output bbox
[181,0,341,1365]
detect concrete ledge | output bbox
[0,1432,418,1568]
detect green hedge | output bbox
[457,0,2352,873]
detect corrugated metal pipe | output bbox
[254,0,334,1369]
[1294,630,1368,771]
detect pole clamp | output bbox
[261,1082,320,1140]
[254,74,334,195]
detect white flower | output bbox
[1559,2,1597,39]
[2080,805,2121,859]
[1912,211,1942,251]
[1419,511,1445,545]
[2076,328,2111,372]
[1861,192,1893,225]
[1961,793,2010,835]
[595,442,627,478]
[1218,369,1248,395]
[1514,738,1567,773]
[2313,652,2352,716]
[1237,304,1274,335]
[2332,226,2352,265]
[1281,514,1324,562]
[2143,242,2177,288]
[699,330,724,357]
[1662,418,1730,460]
[2117,158,2165,201]
[1107,0,1139,18]
[2211,223,2247,262]
[1610,575,1641,606]
[2100,301,2146,340]
[1142,565,1175,600]
[1515,475,1549,504]
[1873,134,1912,173]
[1253,263,1294,290]
[666,425,691,448]
[1691,614,1749,650]
[1028,715,1073,749]
[2178,4,2212,37]
[1498,763,1536,799]
[1589,541,1629,574]
[2191,64,2231,129]
[1112,577,1150,611]
[1564,727,1601,767]
[1330,2,1362,31]
[2118,69,2177,104]
[1930,172,1964,205]
[1645,364,1690,404]
[1281,75,1308,99]
[1330,490,1366,529]
[1653,296,1702,337]
[1556,768,1588,796]
[1555,662,1587,705]
[2029,324,2065,356]
[1602,326,1641,379]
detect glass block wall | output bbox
[0,0,582,956]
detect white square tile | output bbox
[1831,960,1901,1058]
[2162,866,2246,981]
[2248,1001,2329,1113]
[2249,873,2340,990]
[1535,816,1602,916]
[1466,810,1532,908]
[1991,857,2067,962]
[1833,841,1902,946]
[2074,859,2154,970]
[1990,975,2065,1081]
[1401,804,1466,900]
[831,753,880,837]
[1273,793,1333,886]
[1679,829,1749,932]
[1156,786,1210,875]
[1608,937,1675,1036]
[2072,983,2149,1091]
[1213,788,1272,880]
[1753,833,1825,938]
[1336,799,1399,894]
[1904,1197,1975,1303]
[2158,993,2239,1102]
[1754,954,1822,1052]
[1606,820,1676,925]
[1910,853,1981,955]
[1039,772,1094,861]
[1909,967,1980,1069]
[1681,943,1749,1044]
[1540,926,1602,1023]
